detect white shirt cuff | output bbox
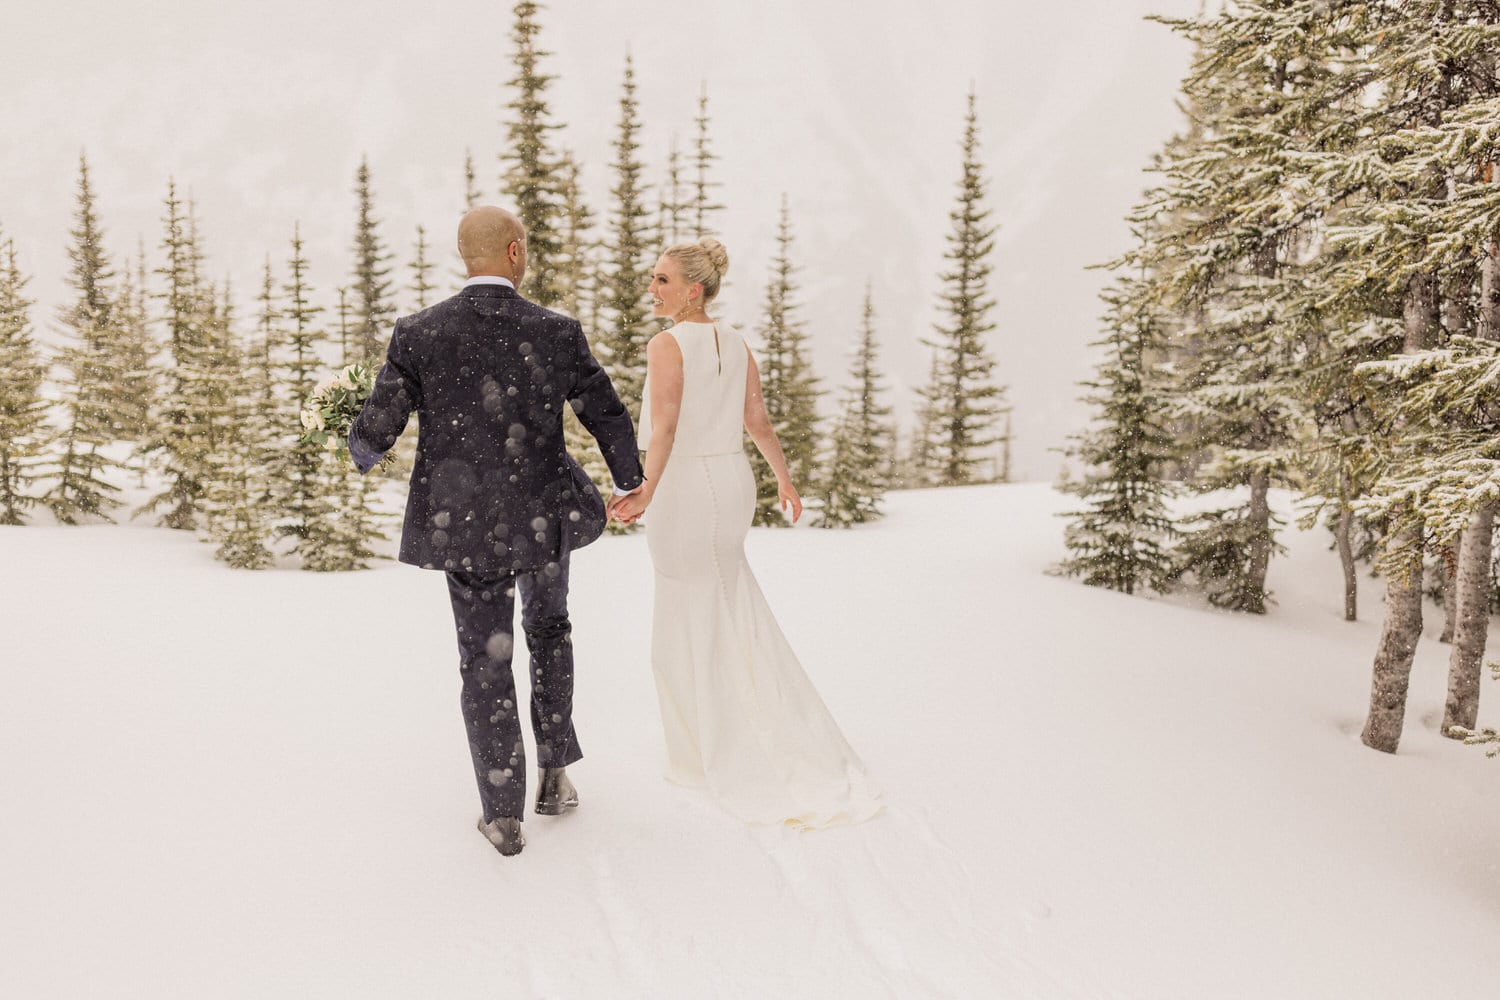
[612,485,636,497]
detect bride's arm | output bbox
[616,332,683,521]
[743,345,803,523]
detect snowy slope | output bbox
[2,482,1498,999]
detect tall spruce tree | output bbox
[269,227,345,569]
[692,83,724,239]
[597,53,655,412]
[501,0,566,307]
[1056,269,1178,594]
[0,233,48,524]
[815,284,891,527]
[410,224,435,311]
[112,247,157,443]
[659,139,688,247]
[464,148,482,210]
[1140,7,1356,614]
[138,180,217,529]
[349,157,396,362]
[203,285,274,568]
[1314,1,1500,751]
[916,89,1006,487]
[750,195,821,526]
[46,154,125,523]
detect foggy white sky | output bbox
[2,0,1198,480]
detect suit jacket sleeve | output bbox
[348,320,420,475]
[567,320,645,491]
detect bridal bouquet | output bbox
[299,359,387,466]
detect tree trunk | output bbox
[1439,540,1459,643]
[1245,466,1272,615]
[1337,503,1357,622]
[1482,224,1499,341]
[1362,269,1442,753]
[1444,504,1494,736]
[1362,531,1425,753]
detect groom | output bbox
[349,206,644,857]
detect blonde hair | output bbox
[663,238,730,304]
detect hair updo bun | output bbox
[698,237,730,277]
[664,238,730,304]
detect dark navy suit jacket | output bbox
[349,283,644,574]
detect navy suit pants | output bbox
[445,555,582,822]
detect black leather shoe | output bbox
[534,767,579,816]
[477,816,525,856]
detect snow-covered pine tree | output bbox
[409,224,435,311]
[903,350,944,488]
[464,148,481,210]
[598,52,655,413]
[556,150,615,498]
[203,284,273,569]
[1139,5,1362,614]
[1327,6,1500,749]
[658,138,688,248]
[501,0,566,308]
[269,226,346,569]
[815,284,891,528]
[1056,267,1178,595]
[112,247,157,444]
[692,83,724,240]
[916,88,1007,488]
[137,181,218,529]
[349,157,396,363]
[46,154,125,524]
[749,195,821,526]
[0,232,48,524]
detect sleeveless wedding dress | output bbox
[638,321,883,829]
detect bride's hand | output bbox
[778,480,802,524]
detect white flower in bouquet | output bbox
[300,407,325,431]
[315,375,338,396]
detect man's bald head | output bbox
[458,206,527,283]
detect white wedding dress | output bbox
[638,320,883,829]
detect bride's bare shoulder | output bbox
[647,329,683,362]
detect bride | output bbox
[609,238,883,829]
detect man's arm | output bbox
[567,320,645,492]
[348,322,420,474]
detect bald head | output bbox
[458,206,527,283]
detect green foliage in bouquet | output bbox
[299,359,391,469]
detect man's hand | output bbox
[612,485,650,524]
[608,484,648,523]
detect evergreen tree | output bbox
[659,138,688,247]
[692,83,724,239]
[750,195,821,526]
[203,285,273,568]
[137,180,217,529]
[112,246,157,443]
[557,150,615,497]
[816,284,891,527]
[350,157,396,362]
[916,89,1006,487]
[1056,269,1178,594]
[597,53,655,412]
[409,224,435,311]
[46,154,125,523]
[0,233,48,524]
[1316,2,1500,752]
[500,0,566,307]
[464,148,482,210]
[1138,8,1356,614]
[268,227,346,569]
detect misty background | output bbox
[2,0,1198,481]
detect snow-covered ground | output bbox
[3,481,1497,998]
